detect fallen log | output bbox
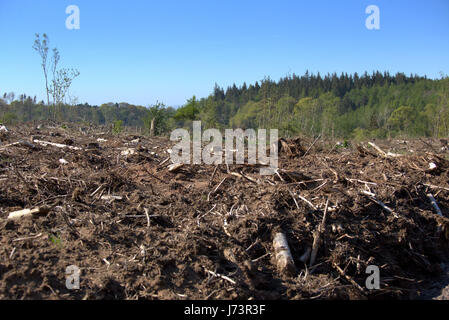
[273,231,296,276]
[8,206,50,220]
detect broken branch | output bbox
[309,199,329,267]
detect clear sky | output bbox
[0,0,448,107]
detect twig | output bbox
[297,193,317,210]
[9,247,16,259]
[207,177,227,201]
[311,180,328,192]
[424,184,449,192]
[204,268,236,285]
[209,165,218,184]
[12,233,44,242]
[245,239,260,252]
[288,190,300,210]
[252,253,270,262]
[144,208,151,227]
[239,171,258,184]
[90,185,104,197]
[197,204,217,224]
[32,194,68,207]
[362,190,399,218]
[274,169,285,182]
[303,134,321,157]
[346,178,377,186]
[158,157,170,167]
[332,262,366,293]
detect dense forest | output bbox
[1,71,448,139]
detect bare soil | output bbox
[1,123,449,300]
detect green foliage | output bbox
[0,112,18,125]
[387,106,415,131]
[2,71,448,139]
[143,102,174,135]
[112,120,123,134]
[175,96,200,122]
[352,128,369,141]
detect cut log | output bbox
[8,206,50,220]
[273,232,296,276]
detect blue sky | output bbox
[0,0,448,107]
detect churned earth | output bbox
[0,122,448,300]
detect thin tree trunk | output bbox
[150,118,155,136]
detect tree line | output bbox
[1,71,448,139]
[176,71,449,139]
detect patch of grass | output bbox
[48,233,63,248]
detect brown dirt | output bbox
[1,123,449,300]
